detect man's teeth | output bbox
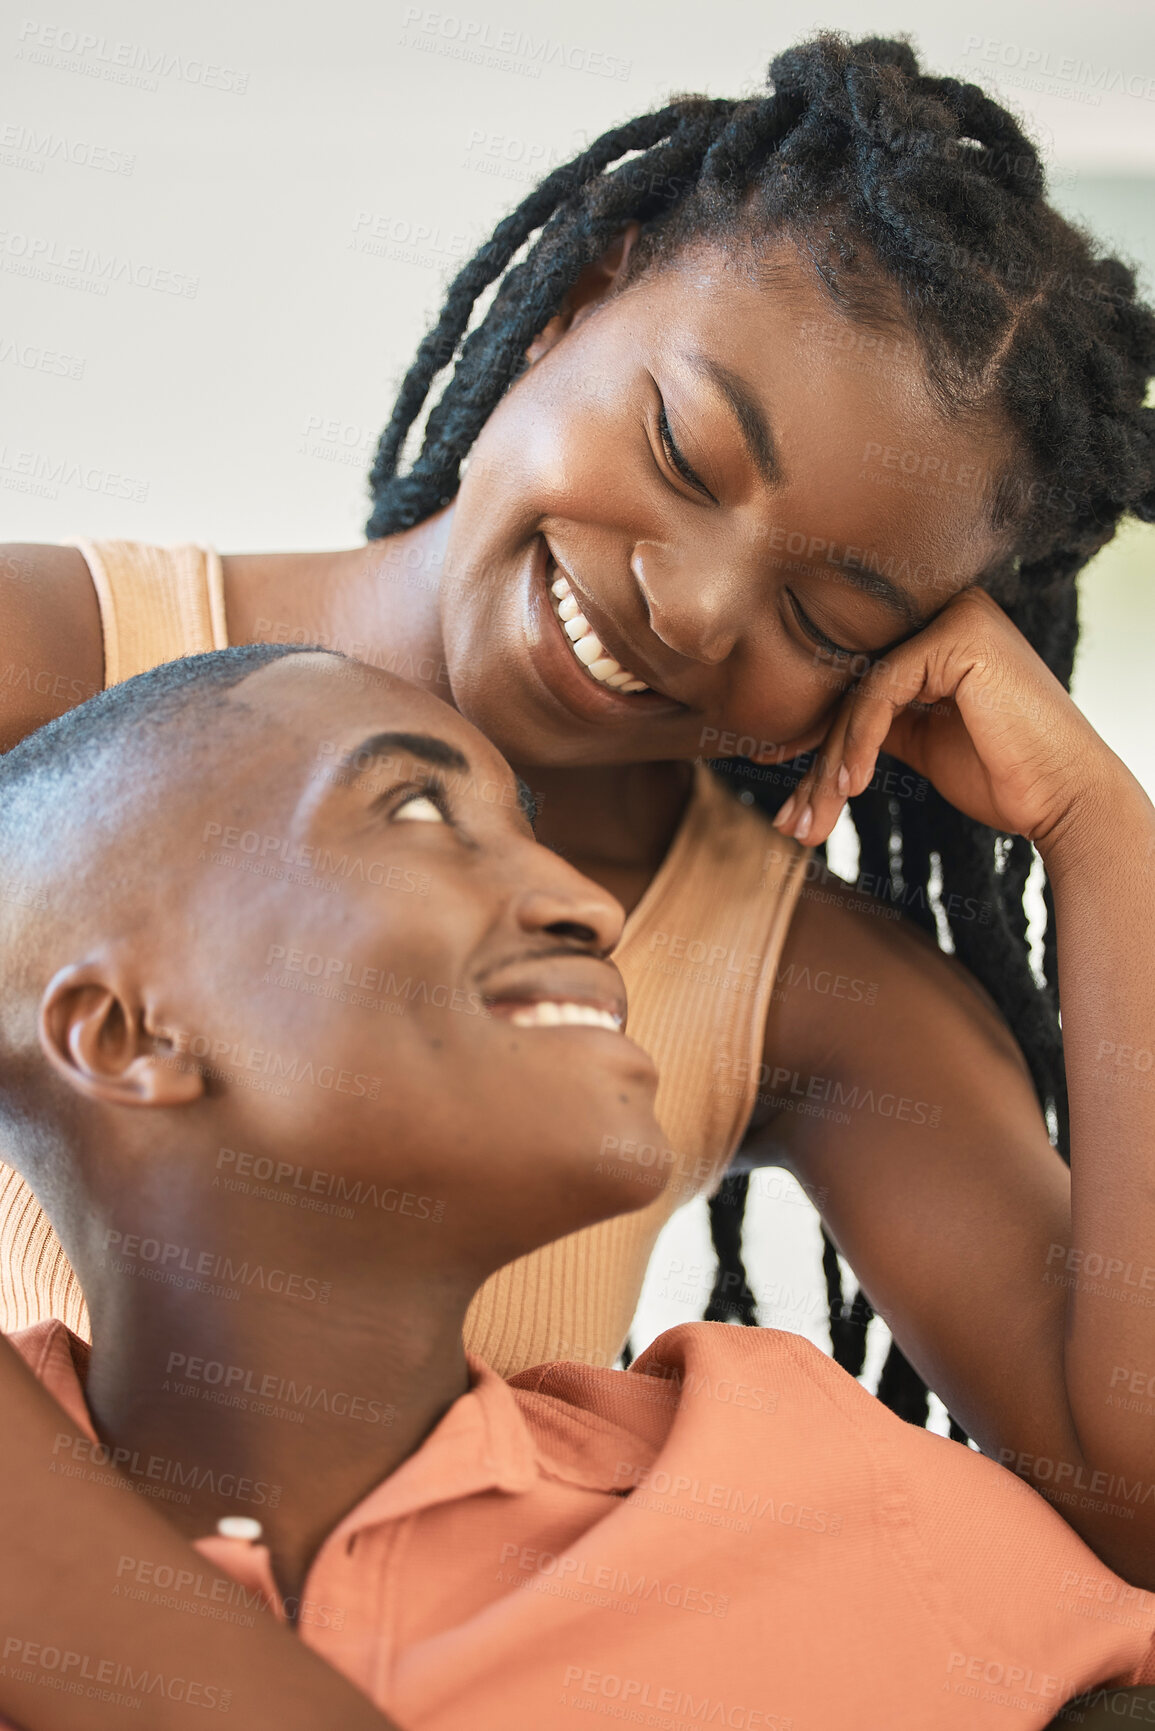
[508,1001,622,1031]
[549,571,649,694]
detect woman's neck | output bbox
[221,521,696,913]
[517,759,695,917]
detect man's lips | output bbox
[486,997,624,1032]
[481,959,629,1033]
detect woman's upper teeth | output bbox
[549,571,649,694]
[509,1000,622,1031]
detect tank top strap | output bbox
[613,763,809,1192]
[66,538,228,685]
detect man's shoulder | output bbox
[512,1323,874,1449]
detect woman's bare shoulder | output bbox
[0,544,105,752]
[763,858,1029,1088]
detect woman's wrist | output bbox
[1031,744,1153,873]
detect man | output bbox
[1,642,1153,1731]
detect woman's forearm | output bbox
[1039,755,1155,1581]
[0,1334,400,1731]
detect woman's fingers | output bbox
[773,694,857,844]
[773,640,947,846]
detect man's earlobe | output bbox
[39,966,204,1108]
[523,221,642,366]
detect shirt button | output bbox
[217,1516,264,1542]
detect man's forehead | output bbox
[226,654,523,819]
[237,655,458,752]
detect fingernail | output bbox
[794,804,813,842]
[773,793,797,831]
[836,763,850,795]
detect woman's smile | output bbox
[520,533,689,730]
[550,566,650,693]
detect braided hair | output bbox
[366,34,1155,1429]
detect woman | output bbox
[1,31,1153,1531]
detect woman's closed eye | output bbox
[655,396,716,502]
[786,590,861,662]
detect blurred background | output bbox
[2,0,1152,1417]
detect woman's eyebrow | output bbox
[683,353,782,485]
[833,566,926,630]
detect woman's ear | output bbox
[39,964,204,1109]
[524,221,642,365]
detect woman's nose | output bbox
[630,540,745,666]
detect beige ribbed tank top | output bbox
[0,539,809,1373]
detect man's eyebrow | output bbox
[685,354,781,486]
[337,731,470,778]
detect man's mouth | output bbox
[487,996,624,1033]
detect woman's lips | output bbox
[522,537,683,726]
[549,568,650,692]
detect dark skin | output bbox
[26,657,664,1600]
[2,231,1155,1590]
[5,657,1153,1731]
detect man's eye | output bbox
[393,792,446,824]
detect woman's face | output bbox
[440,235,1012,769]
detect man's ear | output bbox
[524,222,641,366]
[39,964,204,1108]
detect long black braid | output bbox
[366,34,1155,1428]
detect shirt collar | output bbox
[8,1323,654,1542]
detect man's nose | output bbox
[511,845,625,957]
[631,539,749,666]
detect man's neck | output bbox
[81,1243,479,1603]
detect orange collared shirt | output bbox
[12,1318,1155,1730]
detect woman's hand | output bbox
[772,586,1127,850]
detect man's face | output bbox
[150,656,665,1277]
